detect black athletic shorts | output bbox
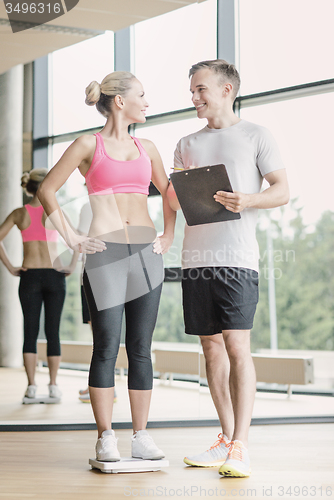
[182,267,259,335]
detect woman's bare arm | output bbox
[0,210,26,275]
[37,135,106,254]
[141,139,176,255]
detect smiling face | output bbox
[121,78,149,124]
[190,68,233,123]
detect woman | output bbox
[38,71,176,461]
[0,169,77,401]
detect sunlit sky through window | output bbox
[239,0,334,95]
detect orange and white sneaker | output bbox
[184,433,230,467]
[219,440,251,477]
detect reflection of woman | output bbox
[0,169,76,401]
[38,72,176,461]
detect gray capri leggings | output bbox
[83,241,164,390]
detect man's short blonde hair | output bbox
[189,59,241,101]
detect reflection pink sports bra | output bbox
[85,133,152,196]
[21,205,58,243]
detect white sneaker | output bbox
[24,385,37,399]
[131,430,165,460]
[79,392,91,403]
[96,430,121,462]
[219,440,251,477]
[184,433,230,467]
[49,385,62,399]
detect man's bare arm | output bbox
[214,169,289,213]
[167,180,181,211]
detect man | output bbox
[167,60,289,477]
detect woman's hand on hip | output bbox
[10,266,27,276]
[73,236,107,254]
[153,234,173,255]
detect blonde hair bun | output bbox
[21,171,30,188]
[85,81,101,106]
[21,168,48,193]
[85,71,136,117]
[29,168,48,183]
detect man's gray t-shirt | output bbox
[174,120,285,272]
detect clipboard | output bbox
[170,164,241,226]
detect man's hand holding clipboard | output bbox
[213,190,250,214]
[170,164,241,226]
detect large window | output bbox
[32,0,334,422]
[240,93,334,359]
[134,0,217,116]
[46,0,334,360]
[51,31,114,136]
[239,0,334,95]
[240,93,334,226]
[237,0,334,391]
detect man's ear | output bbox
[223,82,233,96]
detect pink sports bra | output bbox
[85,133,152,196]
[21,205,58,243]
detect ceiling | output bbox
[0,0,205,75]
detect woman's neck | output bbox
[101,114,132,140]
[27,195,41,207]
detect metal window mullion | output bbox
[35,76,334,154]
[114,27,132,73]
[217,0,237,66]
[32,56,50,169]
[238,79,334,109]
[135,108,197,130]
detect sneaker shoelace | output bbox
[137,434,155,449]
[209,433,228,451]
[101,433,117,446]
[226,441,244,461]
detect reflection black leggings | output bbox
[19,269,66,356]
[83,242,164,390]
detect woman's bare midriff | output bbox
[88,193,156,243]
[22,241,59,269]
